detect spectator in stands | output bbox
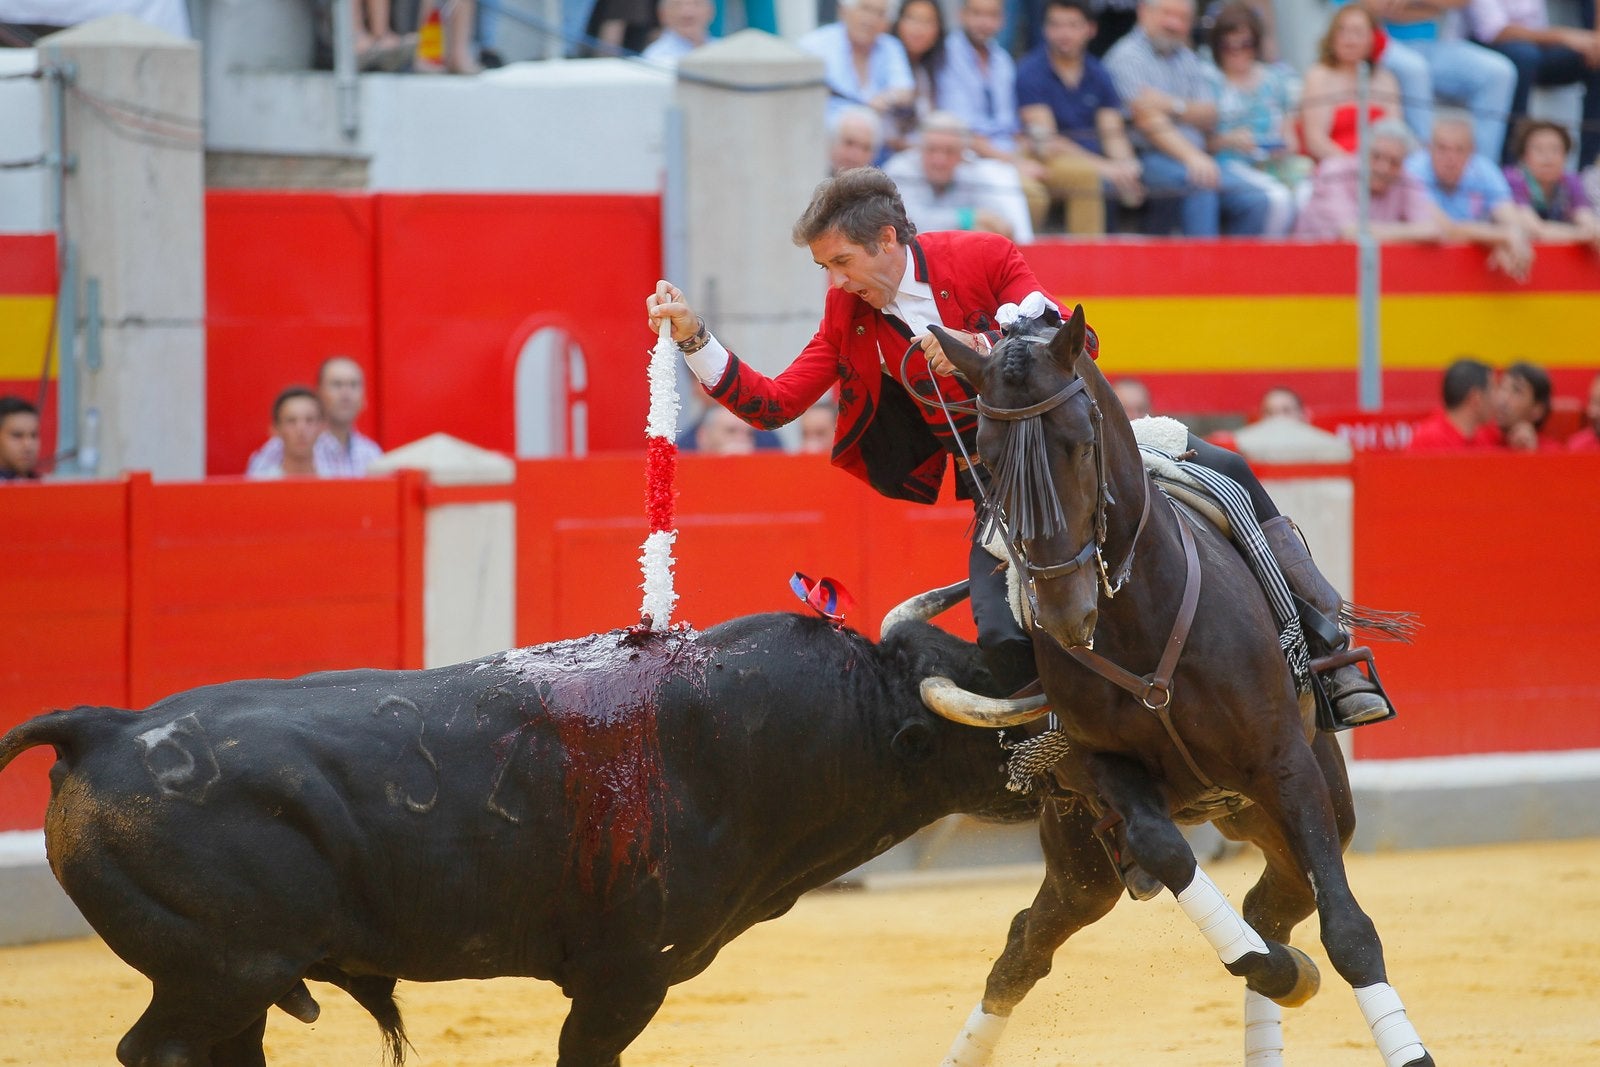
[1496,358,1555,450]
[1105,0,1271,236]
[1089,0,1139,58]
[883,111,1035,240]
[1298,5,1405,164]
[799,397,840,453]
[1258,385,1307,421]
[1016,0,1145,235]
[938,0,1017,154]
[580,0,655,57]
[247,387,326,479]
[642,0,715,63]
[888,0,950,152]
[0,395,41,481]
[247,357,383,477]
[1204,2,1301,235]
[1407,356,1506,449]
[353,0,414,72]
[1568,371,1600,451]
[692,404,758,454]
[799,0,915,133]
[1112,377,1153,417]
[1468,0,1600,166]
[1408,109,1535,280]
[1503,119,1600,249]
[1293,119,1444,239]
[829,104,885,174]
[1347,0,1517,162]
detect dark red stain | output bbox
[503,627,710,897]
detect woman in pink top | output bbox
[1299,6,1404,163]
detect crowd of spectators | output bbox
[776,0,1600,255]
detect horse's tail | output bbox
[1341,602,1421,643]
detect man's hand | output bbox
[647,280,700,343]
[920,329,985,377]
[1505,420,1541,451]
[1184,153,1221,190]
[1488,230,1534,284]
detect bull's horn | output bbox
[920,676,1050,728]
[879,580,971,638]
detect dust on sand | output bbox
[2,838,1596,1066]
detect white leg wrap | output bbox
[1244,988,1285,1066]
[1174,865,1268,965]
[1355,982,1427,1067]
[940,1003,1009,1067]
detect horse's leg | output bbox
[1245,739,1434,1067]
[941,797,1123,1067]
[1085,753,1322,1008]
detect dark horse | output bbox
[919,307,1434,1067]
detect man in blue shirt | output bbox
[1406,109,1535,279]
[1016,0,1144,233]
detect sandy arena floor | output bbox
[1,837,1596,1066]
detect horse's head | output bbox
[937,304,1104,650]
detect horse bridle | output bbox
[977,374,1151,608]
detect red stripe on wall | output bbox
[1380,242,1600,294]
[0,234,56,294]
[1024,240,1359,297]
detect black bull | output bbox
[0,612,1040,1067]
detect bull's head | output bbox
[881,583,1050,728]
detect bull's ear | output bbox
[930,325,986,385]
[1046,304,1087,368]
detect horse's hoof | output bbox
[1400,1056,1435,1067]
[1268,945,1320,1007]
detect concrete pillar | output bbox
[1235,418,1355,593]
[369,434,517,668]
[44,16,205,479]
[677,31,827,382]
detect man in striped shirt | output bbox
[1103,0,1270,235]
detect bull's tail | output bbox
[347,976,409,1067]
[305,970,409,1067]
[0,706,135,778]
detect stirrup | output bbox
[1309,646,1397,732]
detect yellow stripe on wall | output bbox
[1086,292,1600,373]
[0,295,56,379]
[1381,293,1599,369]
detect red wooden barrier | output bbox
[517,451,1600,765]
[0,473,426,830]
[514,454,977,645]
[1351,452,1600,759]
[206,193,380,477]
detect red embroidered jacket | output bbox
[707,231,1090,503]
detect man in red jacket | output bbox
[646,167,1388,728]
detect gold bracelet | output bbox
[678,319,710,354]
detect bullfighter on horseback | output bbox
[644,166,1390,731]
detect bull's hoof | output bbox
[1266,945,1320,1008]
